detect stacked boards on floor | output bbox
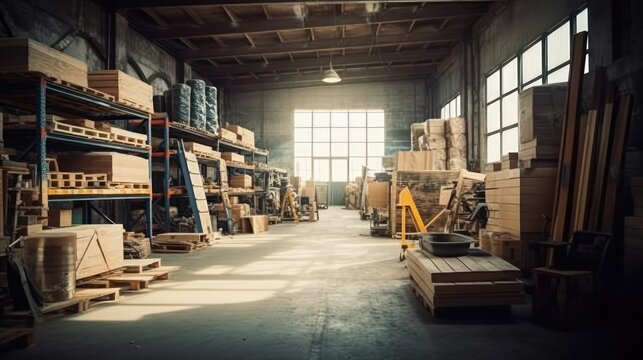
[406,248,525,315]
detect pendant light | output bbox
[322,8,341,84]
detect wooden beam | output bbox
[244,33,256,47]
[182,6,204,25]
[138,3,489,39]
[180,30,462,60]
[198,48,447,76]
[116,1,499,8]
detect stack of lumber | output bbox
[420,119,447,170]
[485,167,557,268]
[345,183,359,209]
[518,84,566,168]
[184,142,221,159]
[0,37,88,87]
[395,151,441,171]
[230,174,252,188]
[625,177,643,290]
[406,248,525,315]
[390,170,460,235]
[501,152,519,170]
[153,232,212,253]
[88,70,153,112]
[34,224,125,280]
[446,117,467,170]
[224,125,255,147]
[57,152,149,185]
[123,232,152,259]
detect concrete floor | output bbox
[5,207,642,359]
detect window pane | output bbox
[486,101,501,133]
[294,157,311,180]
[294,127,312,142]
[441,105,448,119]
[367,127,385,142]
[548,64,569,83]
[313,127,330,142]
[294,111,312,127]
[449,99,457,117]
[455,95,461,116]
[349,143,366,157]
[576,8,588,33]
[367,142,385,157]
[502,127,519,155]
[349,157,366,180]
[331,159,348,182]
[522,41,543,84]
[547,22,571,70]
[330,127,348,142]
[331,143,348,157]
[367,111,385,127]
[502,92,519,127]
[486,133,501,163]
[502,58,518,93]
[313,159,329,182]
[331,111,348,127]
[313,111,330,127]
[523,78,543,90]
[367,157,382,172]
[486,70,500,102]
[294,143,311,157]
[349,128,366,142]
[313,143,330,157]
[349,112,367,127]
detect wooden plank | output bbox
[122,258,162,273]
[572,110,597,231]
[551,32,587,242]
[601,94,633,232]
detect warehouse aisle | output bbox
[4,207,630,359]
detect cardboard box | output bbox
[491,237,523,268]
[395,151,436,171]
[88,70,153,112]
[221,152,245,163]
[230,175,252,188]
[48,209,72,227]
[225,125,255,146]
[368,182,389,208]
[213,203,250,225]
[57,152,149,183]
[241,215,269,234]
[0,38,88,87]
[219,128,238,143]
[301,180,316,198]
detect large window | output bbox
[485,6,588,162]
[294,110,385,182]
[441,94,461,119]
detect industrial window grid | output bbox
[485,6,589,163]
[293,110,385,182]
[440,94,462,119]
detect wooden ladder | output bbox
[177,139,213,235]
[221,191,236,234]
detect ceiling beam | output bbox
[114,1,501,9]
[137,3,488,39]
[180,29,462,60]
[198,48,448,77]
[209,65,436,88]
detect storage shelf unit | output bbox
[151,116,273,231]
[0,72,153,235]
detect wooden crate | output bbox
[221,152,245,163]
[0,37,88,87]
[389,170,460,235]
[218,128,238,143]
[88,70,153,112]
[241,215,269,234]
[230,174,252,188]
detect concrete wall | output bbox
[226,79,427,173]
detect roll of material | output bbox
[205,85,219,133]
[22,233,77,302]
[171,84,191,125]
[153,95,165,113]
[186,79,206,130]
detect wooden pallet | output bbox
[152,241,206,253]
[83,173,107,181]
[0,327,34,350]
[100,266,177,290]
[40,287,120,314]
[48,188,150,196]
[85,181,150,190]
[268,216,282,224]
[123,258,161,273]
[110,127,148,149]
[193,150,221,161]
[52,121,111,141]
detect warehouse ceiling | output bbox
[112,1,504,90]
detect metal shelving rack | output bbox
[0,72,153,235]
[150,118,272,230]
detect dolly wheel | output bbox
[399,250,406,261]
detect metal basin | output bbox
[419,232,476,257]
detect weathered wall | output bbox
[0,0,177,94]
[225,79,428,173]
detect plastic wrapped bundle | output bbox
[171,84,190,125]
[153,95,165,113]
[410,123,424,151]
[186,79,206,130]
[205,85,219,133]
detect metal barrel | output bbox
[22,233,77,302]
